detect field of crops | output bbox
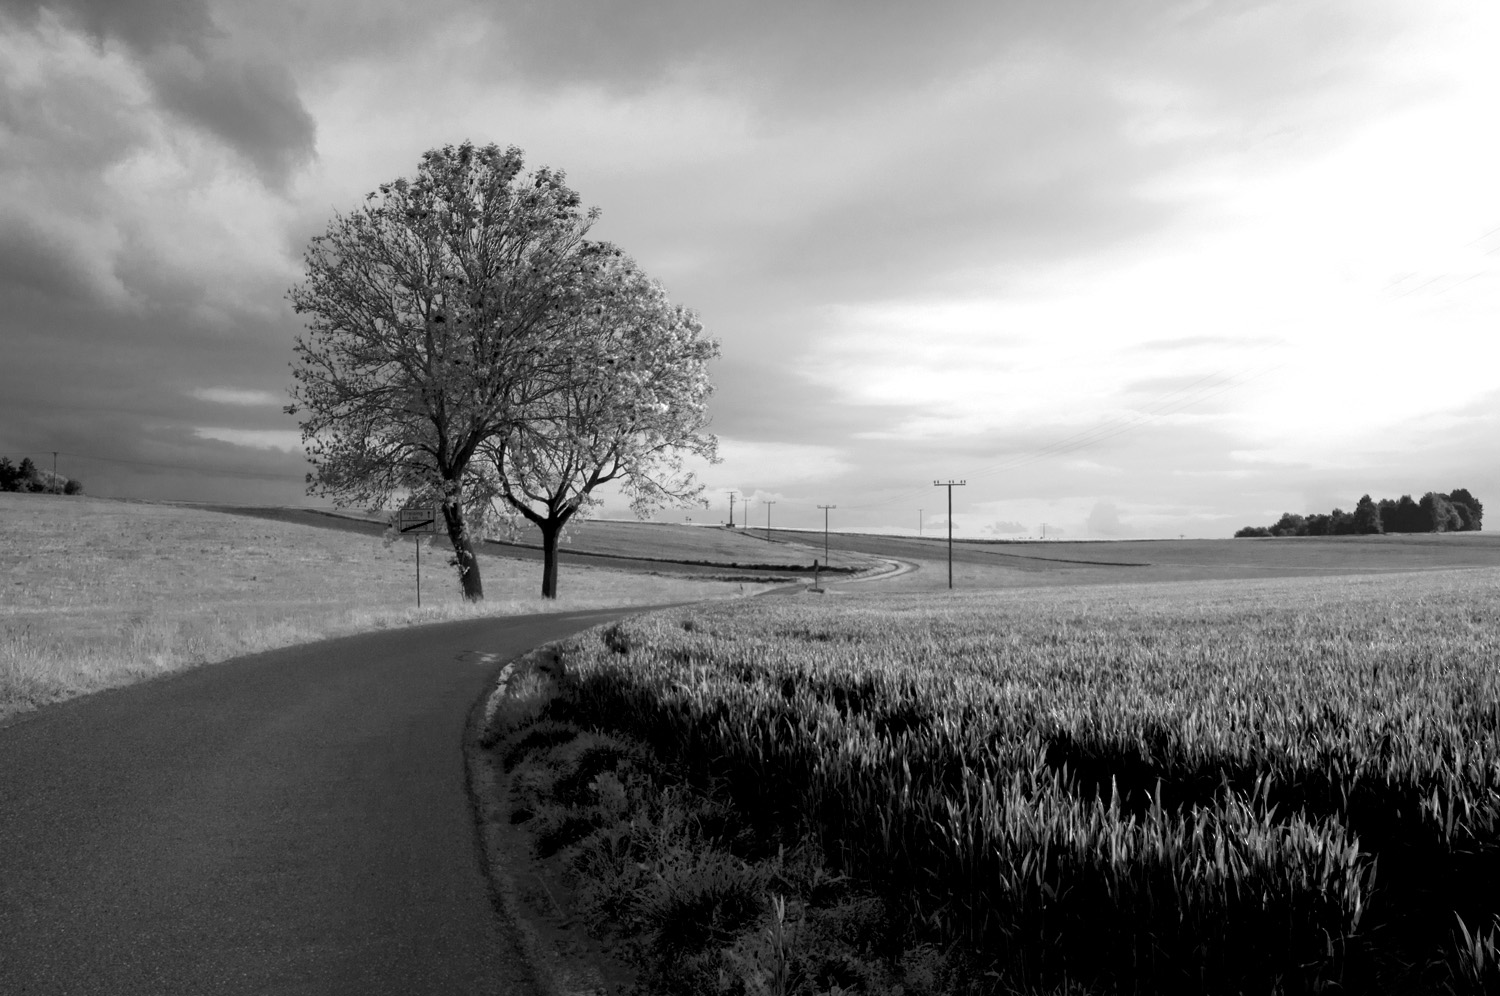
[545,569,1500,993]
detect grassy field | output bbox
[813,530,1500,591]
[0,493,777,720]
[189,505,878,571]
[494,566,1500,995]
[501,517,873,569]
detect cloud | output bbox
[192,427,303,452]
[1,0,316,187]
[143,46,315,187]
[190,386,283,406]
[1086,500,1131,537]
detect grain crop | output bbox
[543,568,1500,992]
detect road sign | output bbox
[396,508,440,534]
[395,507,439,608]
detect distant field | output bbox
[534,567,1500,994]
[501,517,873,570]
[0,494,778,720]
[809,528,1500,590]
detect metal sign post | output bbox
[396,508,440,607]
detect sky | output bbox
[2,0,1497,539]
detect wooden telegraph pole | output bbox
[764,500,776,542]
[933,481,966,589]
[817,504,836,566]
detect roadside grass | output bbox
[0,493,775,721]
[489,567,1500,994]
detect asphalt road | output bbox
[0,609,633,995]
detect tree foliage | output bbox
[480,254,719,597]
[287,141,611,600]
[1235,488,1483,538]
[287,140,719,600]
[0,457,80,494]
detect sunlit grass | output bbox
[0,493,773,720]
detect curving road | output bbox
[0,610,633,995]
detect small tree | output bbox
[1390,494,1425,533]
[1268,512,1306,537]
[287,142,606,600]
[484,255,719,598]
[1421,492,1463,533]
[1449,488,1484,531]
[1352,494,1382,534]
[16,458,42,492]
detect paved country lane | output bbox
[0,609,632,995]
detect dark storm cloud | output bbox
[0,285,306,501]
[0,0,212,49]
[0,214,107,300]
[145,50,315,186]
[0,0,315,187]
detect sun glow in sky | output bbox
[2,0,1496,538]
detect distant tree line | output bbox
[0,457,82,495]
[1235,489,1482,537]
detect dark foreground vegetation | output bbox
[491,574,1500,995]
[1235,488,1482,537]
[0,456,80,494]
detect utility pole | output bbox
[764,500,776,542]
[727,490,738,528]
[817,504,836,566]
[933,480,966,589]
[52,451,58,482]
[919,508,923,537]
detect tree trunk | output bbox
[441,500,484,601]
[539,520,561,599]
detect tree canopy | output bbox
[1235,489,1483,538]
[287,141,717,599]
[480,253,719,597]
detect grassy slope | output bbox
[190,504,877,571]
[0,493,777,720]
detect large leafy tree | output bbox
[287,142,607,600]
[481,254,719,598]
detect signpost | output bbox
[396,507,440,607]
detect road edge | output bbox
[462,645,622,996]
